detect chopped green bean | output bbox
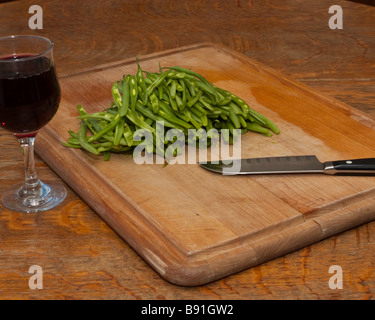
[136,61,148,105]
[87,114,121,143]
[146,69,172,96]
[129,75,138,113]
[170,80,177,99]
[119,78,130,116]
[247,122,272,136]
[78,121,100,155]
[64,62,279,159]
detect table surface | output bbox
[1,0,374,300]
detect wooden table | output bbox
[1,0,374,300]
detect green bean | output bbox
[129,75,138,113]
[195,80,219,103]
[228,102,244,116]
[175,94,184,111]
[69,135,81,143]
[86,118,102,134]
[247,122,272,136]
[248,107,280,134]
[238,115,247,128]
[111,82,122,108]
[105,107,118,116]
[97,145,113,153]
[150,92,159,113]
[183,109,202,130]
[78,121,100,155]
[206,118,213,132]
[176,113,191,124]
[198,96,214,111]
[169,80,177,99]
[184,78,196,96]
[216,89,232,106]
[189,106,202,118]
[228,107,241,129]
[77,112,114,122]
[103,133,129,146]
[136,61,148,105]
[77,105,101,134]
[175,81,183,92]
[157,99,174,117]
[67,137,80,145]
[214,108,230,117]
[200,114,208,126]
[93,141,113,149]
[161,109,191,129]
[61,142,82,149]
[230,93,250,114]
[166,71,195,80]
[195,100,214,112]
[167,66,213,90]
[144,77,153,86]
[187,90,202,107]
[87,114,121,143]
[221,126,230,143]
[67,129,78,139]
[179,79,187,108]
[103,151,111,161]
[123,124,134,146]
[113,118,125,146]
[136,102,181,129]
[163,84,178,111]
[192,102,208,115]
[165,78,172,86]
[145,117,153,127]
[119,78,130,116]
[226,120,235,134]
[245,113,256,122]
[146,69,172,96]
[161,91,170,103]
[158,85,163,100]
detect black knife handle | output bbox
[325,158,375,175]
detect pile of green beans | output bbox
[63,63,280,160]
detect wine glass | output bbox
[0,35,67,213]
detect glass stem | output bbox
[18,136,42,194]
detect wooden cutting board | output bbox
[36,43,375,286]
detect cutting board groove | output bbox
[36,43,375,286]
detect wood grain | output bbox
[1,0,375,299]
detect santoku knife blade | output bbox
[199,155,375,175]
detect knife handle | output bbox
[324,158,375,175]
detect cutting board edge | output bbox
[308,192,375,239]
[150,200,375,286]
[58,42,218,79]
[139,219,325,286]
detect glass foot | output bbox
[2,181,67,213]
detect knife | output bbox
[199,155,375,175]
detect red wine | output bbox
[0,54,60,137]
